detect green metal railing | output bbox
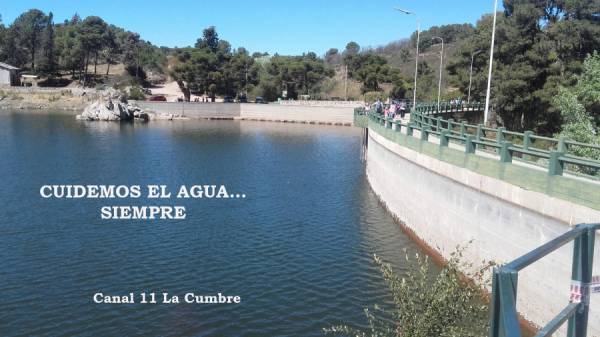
[414,101,485,115]
[490,223,599,337]
[410,110,600,177]
[353,107,368,128]
[355,107,600,179]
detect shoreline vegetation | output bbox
[325,248,492,337]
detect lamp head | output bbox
[394,7,413,14]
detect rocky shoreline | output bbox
[0,88,187,121]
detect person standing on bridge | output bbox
[399,101,407,119]
[375,98,383,115]
[389,102,397,119]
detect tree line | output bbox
[0,9,166,86]
[447,0,600,133]
[0,9,409,102]
[2,3,598,135]
[337,0,599,135]
[171,26,336,101]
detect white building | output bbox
[0,62,20,86]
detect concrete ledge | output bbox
[131,101,355,125]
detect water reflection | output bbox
[0,112,424,337]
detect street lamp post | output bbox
[484,0,499,125]
[432,36,444,113]
[394,8,419,109]
[344,65,348,101]
[468,50,482,104]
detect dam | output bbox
[356,104,600,336]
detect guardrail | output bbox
[490,223,600,337]
[353,107,368,128]
[410,111,600,177]
[355,107,600,179]
[414,101,485,115]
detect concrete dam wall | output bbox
[132,101,355,125]
[365,124,600,335]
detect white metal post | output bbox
[484,0,499,125]
[394,8,419,109]
[414,20,420,108]
[468,50,482,104]
[432,36,444,113]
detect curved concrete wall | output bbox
[366,129,600,335]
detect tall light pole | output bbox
[484,0,499,125]
[432,36,444,113]
[344,65,348,101]
[468,50,482,104]
[394,8,419,108]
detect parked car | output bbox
[223,96,235,103]
[149,95,167,102]
[255,96,266,104]
[236,94,248,103]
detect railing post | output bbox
[549,151,564,176]
[460,122,466,138]
[523,131,533,150]
[497,127,506,144]
[500,141,512,163]
[437,117,442,132]
[489,267,521,337]
[421,126,429,141]
[407,123,414,136]
[476,124,484,141]
[497,127,506,155]
[447,118,454,131]
[465,135,476,154]
[567,225,596,337]
[440,130,449,147]
[558,136,567,153]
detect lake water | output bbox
[0,112,425,337]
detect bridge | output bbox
[354,103,600,336]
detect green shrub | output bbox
[127,86,146,101]
[325,246,492,337]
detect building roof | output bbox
[0,62,20,70]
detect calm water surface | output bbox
[0,112,424,337]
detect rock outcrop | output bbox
[76,88,186,122]
[76,88,138,121]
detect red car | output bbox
[149,95,167,102]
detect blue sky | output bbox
[1,1,500,55]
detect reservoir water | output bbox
[0,112,425,337]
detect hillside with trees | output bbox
[1,1,599,136]
[447,0,600,134]
[0,10,167,88]
[345,0,599,135]
[170,26,335,102]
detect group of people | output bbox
[368,99,408,119]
